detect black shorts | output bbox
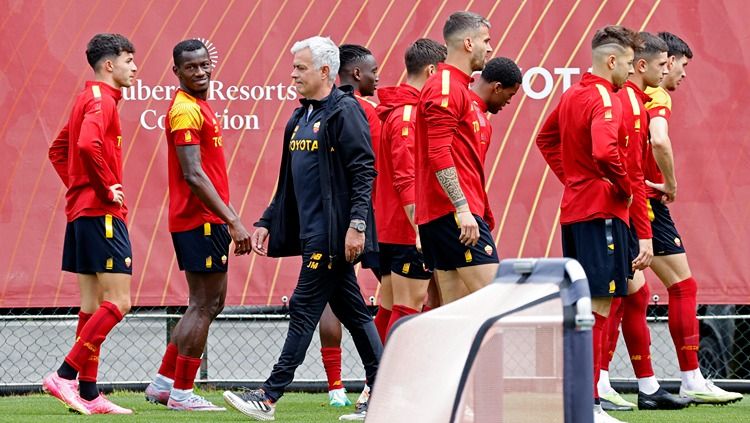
[561,218,629,298]
[418,212,499,271]
[171,223,231,273]
[378,243,432,280]
[62,215,133,275]
[649,199,686,256]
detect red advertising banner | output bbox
[1,0,748,307]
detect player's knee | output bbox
[111,296,131,315]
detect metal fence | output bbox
[1,303,749,394]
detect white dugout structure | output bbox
[368,258,595,423]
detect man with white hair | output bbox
[223,36,382,421]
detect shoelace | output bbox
[185,394,214,406]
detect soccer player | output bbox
[222,36,382,422]
[316,43,382,408]
[415,11,498,305]
[641,32,742,404]
[597,32,690,412]
[143,39,252,411]
[469,56,522,231]
[44,33,137,415]
[536,25,639,423]
[374,38,447,340]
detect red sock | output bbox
[622,283,655,378]
[601,298,623,371]
[667,278,699,371]
[386,304,420,337]
[373,307,391,345]
[593,313,608,399]
[76,311,93,338]
[76,312,99,383]
[65,301,123,371]
[321,347,344,391]
[173,355,202,390]
[158,343,179,379]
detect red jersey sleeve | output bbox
[536,104,565,183]
[590,88,631,198]
[77,96,118,201]
[169,100,204,147]
[390,104,416,206]
[49,124,70,187]
[423,81,460,173]
[622,88,652,239]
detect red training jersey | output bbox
[165,89,230,232]
[374,84,420,244]
[356,92,382,204]
[48,81,128,222]
[536,72,632,225]
[617,81,652,239]
[643,85,672,199]
[415,63,488,225]
[469,89,496,230]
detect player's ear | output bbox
[464,36,473,53]
[320,64,330,82]
[353,66,362,82]
[607,54,617,70]
[637,58,647,73]
[172,65,179,76]
[667,55,676,71]
[103,59,114,73]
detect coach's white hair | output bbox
[291,36,340,83]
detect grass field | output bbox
[0,391,747,422]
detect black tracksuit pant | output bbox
[262,234,382,401]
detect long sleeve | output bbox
[423,85,460,173]
[77,98,118,201]
[338,103,376,222]
[390,107,416,206]
[49,124,70,187]
[590,100,631,198]
[536,105,565,183]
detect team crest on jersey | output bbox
[221,255,227,265]
[124,257,132,268]
[484,245,493,256]
[464,250,473,263]
[609,280,616,293]
[674,237,682,247]
[313,121,321,133]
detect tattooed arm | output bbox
[435,167,479,246]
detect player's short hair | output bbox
[443,11,491,43]
[86,33,135,70]
[657,32,693,59]
[339,44,373,75]
[481,57,522,87]
[405,38,447,76]
[635,32,668,61]
[172,39,208,67]
[591,25,641,51]
[291,36,340,83]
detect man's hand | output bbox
[632,238,654,271]
[645,180,676,204]
[108,184,124,206]
[345,228,365,263]
[251,227,269,256]
[228,220,252,255]
[456,210,479,246]
[415,232,422,253]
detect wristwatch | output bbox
[349,219,366,233]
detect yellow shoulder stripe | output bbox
[169,93,203,132]
[402,104,413,121]
[645,86,672,111]
[441,70,450,96]
[91,85,101,99]
[595,84,612,108]
[626,87,640,116]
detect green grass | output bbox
[0,391,747,422]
